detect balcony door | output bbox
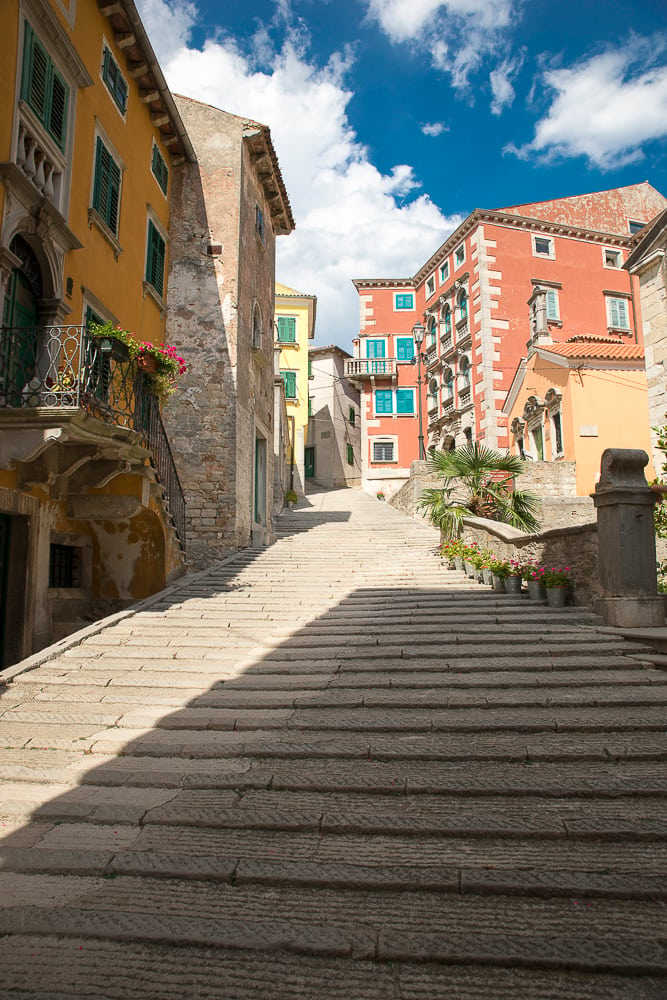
[2,237,42,404]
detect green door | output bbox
[2,267,40,405]
[305,447,315,479]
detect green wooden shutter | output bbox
[347,445,353,465]
[152,144,169,194]
[93,138,121,233]
[22,23,69,151]
[146,221,166,296]
[396,389,414,414]
[277,317,296,342]
[396,337,414,361]
[367,339,385,359]
[281,371,296,398]
[375,390,393,414]
[546,289,559,321]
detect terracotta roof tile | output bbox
[544,342,644,361]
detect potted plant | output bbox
[506,558,524,595]
[479,548,495,586]
[376,491,386,501]
[489,557,511,592]
[87,322,187,403]
[543,566,572,607]
[463,542,480,579]
[523,561,547,601]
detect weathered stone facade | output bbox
[308,346,361,488]
[163,98,294,569]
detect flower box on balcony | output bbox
[97,337,130,363]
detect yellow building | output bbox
[0,0,194,664]
[503,335,654,496]
[275,282,316,491]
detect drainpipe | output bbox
[628,268,639,344]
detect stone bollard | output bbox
[592,448,664,627]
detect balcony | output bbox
[0,324,185,548]
[425,348,440,370]
[344,358,397,379]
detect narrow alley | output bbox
[0,488,665,999]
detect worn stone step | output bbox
[3,937,658,1000]
[0,888,663,976]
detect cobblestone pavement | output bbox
[0,488,666,999]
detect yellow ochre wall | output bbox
[275,284,315,486]
[508,354,654,496]
[3,0,171,346]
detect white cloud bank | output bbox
[136,1,461,347]
[365,0,515,93]
[508,38,667,170]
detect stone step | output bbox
[0,883,664,976]
[3,937,654,1000]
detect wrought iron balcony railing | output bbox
[344,358,397,378]
[0,324,185,548]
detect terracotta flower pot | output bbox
[138,354,159,374]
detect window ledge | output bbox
[607,326,631,335]
[88,208,123,259]
[286,398,299,404]
[143,280,167,314]
[547,319,563,328]
[277,341,299,348]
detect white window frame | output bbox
[551,409,564,459]
[365,337,388,360]
[602,247,622,269]
[454,243,465,268]
[545,287,560,322]
[606,295,631,331]
[439,259,450,283]
[425,273,436,299]
[371,436,398,463]
[532,234,555,259]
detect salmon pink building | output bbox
[348,182,667,496]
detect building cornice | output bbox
[413,208,635,288]
[245,127,295,235]
[352,278,413,290]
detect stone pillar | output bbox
[592,448,664,626]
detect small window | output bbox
[425,274,436,298]
[396,337,414,361]
[394,293,414,310]
[347,444,354,466]
[396,388,415,414]
[255,205,265,244]
[49,543,81,588]
[373,440,394,462]
[366,339,386,359]
[427,317,437,347]
[145,219,166,297]
[439,260,449,283]
[443,305,452,337]
[92,137,121,235]
[252,305,263,349]
[21,23,69,151]
[552,411,563,455]
[607,296,630,330]
[629,220,644,235]
[348,406,355,426]
[533,235,554,258]
[604,248,622,268]
[281,370,296,399]
[102,45,128,115]
[454,244,465,267]
[374,389,393,414]
[151,143,169,195]
[277,317,296,343]
[532,424,544,461]
[458,290,468,323]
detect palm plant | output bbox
[417,442,541,539]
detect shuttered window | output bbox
[151,143,169,195]
[21,23,69,150]
[374,390,393,414]
[396,389,415,414]
[146,220,166,297]
[281,370,297,399]
[607,297,629,329]
[102,46,128,114]
[366,339,385,359]
[277,317,296,343]
[93,138,121,234]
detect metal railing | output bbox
[0,324,186,549]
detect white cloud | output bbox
[489,53,523,115]
[365,0,514,88]
[421,121,449,136]
[508,38,667,169]
[136,1,462,347]
[138,0,197,64]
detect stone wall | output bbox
[518,460,577,498]
[461,516,600,607]
[164,98,279,568]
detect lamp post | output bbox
[412,321,426,461]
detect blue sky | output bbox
[136,0,667,348]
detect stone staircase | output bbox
[0,488,665,999]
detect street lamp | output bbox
[412,321,426,461]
